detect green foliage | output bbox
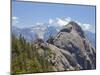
[11,34,54,74]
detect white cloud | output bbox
[82,24,95,33]
[75,21,95,33]
[74,21,82,25]
[48,18,54,24]
[82,24,91,30]
[12,16,19,25]
[36,22,44,25]
[56,17,71,26]
[12,16,18,20]
[65,17,71,22]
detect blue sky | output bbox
[12,1,96,33]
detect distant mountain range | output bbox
[12,26,38,42]
[12,22,95,47]
[12,23,59,42]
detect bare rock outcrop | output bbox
[47,21,96,70]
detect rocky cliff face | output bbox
[32,21,96,71]
[47,21,96,70]
[12,21,96,74]
[33,39,81,71]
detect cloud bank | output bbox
[47,17,95,33]
[12,16,19,26]
[12,16,95,33]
